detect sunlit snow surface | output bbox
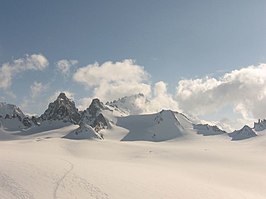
[1,112,266,199]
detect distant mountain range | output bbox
[0,92,265,141]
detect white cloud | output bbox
[176,64,266,127]
[0,54,49,89]
[56,59,78,76]
[73,59,151,101]
[30,82,48,98]
[19,81,49,115]
[143,81,180,113]
[77,97,93,111]
[72,60,266,129]
[73,59,180,113]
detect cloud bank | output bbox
[143,81,180,113]
[176,64,266,122]
[0,54,48,89]
[73,60,180,112]
[73,59,151,101]
[73,60,266,129]
[2,53,266,130]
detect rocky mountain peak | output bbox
[80,98,110,130]
[40,92,81,124]
[57,92,68,100]
[89,98,105,112]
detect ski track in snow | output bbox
[53,159,109,199]
[53,159,74,199]
[0,171,35,199]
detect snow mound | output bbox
[118,110,186,142]
[229,125,257,141]
[193,124,226,136]
[63,123,102,140]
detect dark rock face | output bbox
[80,98,110,131]
[40,93,81,124]
[93,113,109,132]
[88,98,109,116]
[31,116,40,126]
[22,117,32,127]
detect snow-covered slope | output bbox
[1,132,266,199]
[40,93,81,124]
[117,110,193,142]
[0,117,26,131]
[229,125,257,141]
[21,120,74,135]
[63,123,102,140]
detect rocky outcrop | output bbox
[254,119,266,131]
[193,124,226,136]
[229,125,257,141]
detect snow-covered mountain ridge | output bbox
[0,92,265,142]
[0,102,35,130]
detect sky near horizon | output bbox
[1,0,266,130]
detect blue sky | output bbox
[1,0,266,129]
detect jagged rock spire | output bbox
[80,98,110,130]
[40,92,81,124]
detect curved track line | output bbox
[53,159,73,199]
